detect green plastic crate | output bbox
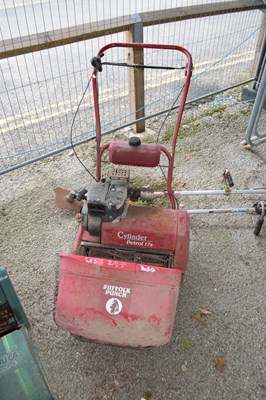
[0,328,54,399]
[0,266,30,334]
[0,266,54,399]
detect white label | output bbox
[117,231,154,247]
[140,265,156,272]
[103,284,131,298]
[106,298,122,315]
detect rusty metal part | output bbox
[54,187,82,211]
[80,241,173,268]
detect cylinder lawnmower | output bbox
[54,43,265,348]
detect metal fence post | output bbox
[241,26,266,105]
[126,14,145,133]
[252,10,266,78]
[244,50,266,147]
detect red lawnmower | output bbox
[54,43,265,347]
[54,43,192,347]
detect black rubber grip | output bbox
[254,219,264,236]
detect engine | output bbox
[81,178,128,236]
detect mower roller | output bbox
[54,43,192,347]
[54,43,266,347]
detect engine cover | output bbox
[81,179,128,236]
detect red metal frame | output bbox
[92,43,193,208]
[55,253,184,347]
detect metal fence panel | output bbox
[0,1,265,174]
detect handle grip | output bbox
[254,218,264,236]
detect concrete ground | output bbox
[0,99,265,400]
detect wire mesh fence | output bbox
[0,0,265,174]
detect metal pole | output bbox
[141,188,266,200]
[252,18,266,89]
[244,44,266,147]
[187,207,255,215]
[173,189,266,196]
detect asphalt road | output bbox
[0,0,222,38]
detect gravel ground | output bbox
[0,100,265,400]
